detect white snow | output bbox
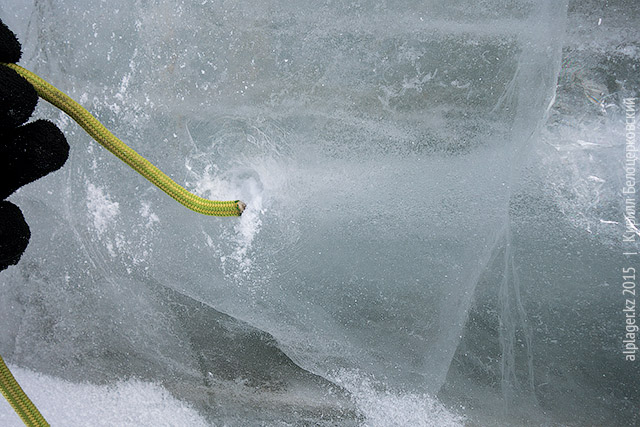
[0,365,208,427]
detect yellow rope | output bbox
[0,355,49,427]
[2,62,245,217]
[0,62,246,424]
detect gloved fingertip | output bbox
[0,120,69,199]
[0,66,38,128]
[0,201,30,272]
[26,119,70,173]
[0,19,22,63]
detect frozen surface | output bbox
[0,0,638,425]
[0,364,208,427]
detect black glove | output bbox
[0,19,69,271]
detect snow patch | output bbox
[0,365,208,427]
[333,370,465,427]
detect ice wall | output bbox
[0,0,568,422]
[440,1,640,424]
